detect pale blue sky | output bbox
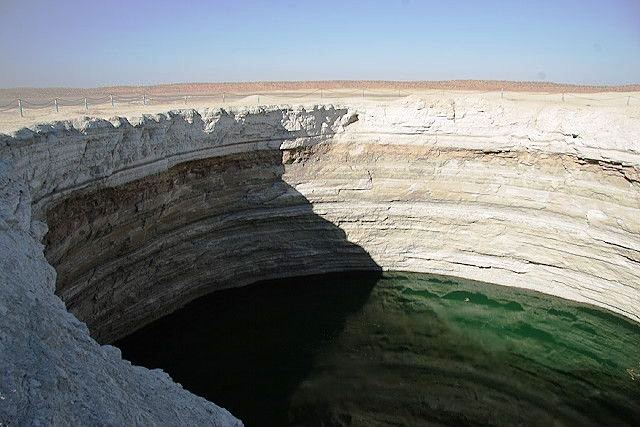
[0,0,638,87]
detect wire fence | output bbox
[1,88,639,118]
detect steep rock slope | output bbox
[0,161,242,426]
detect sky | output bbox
[0,0,638,87]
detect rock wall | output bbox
[285,143,640,321]
[1,99,639,425]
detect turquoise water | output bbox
[116,272,640,426]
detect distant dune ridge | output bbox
[1,80,639,99]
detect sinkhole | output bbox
[36,110,640,426]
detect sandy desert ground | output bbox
[1,81,639,134]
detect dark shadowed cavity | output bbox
[117,272,640,427]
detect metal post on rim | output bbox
[54,98,59,113]
[222,92,225,103]
[84,97,88,110]
[501,88,504,99]
[628,96,631,106]
[362,89,365,99]
[562,93,565,102]
[110,94,114,107]
[184,95,187,105]
[18,99,23,117]
[143,94,147,106]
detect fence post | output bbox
[110,94,114,107]
[257,96,260,105]
[222,92,225,103]
[54,98,59,112]
[184,95,187,105]
[362,89,365,99]
[143,94,147,106]
[562,93,565,102]
[320,89,323,99]
[501,88,504,99]
[628,96,631,106]
[18,99,23,117]
[84,97,88,110]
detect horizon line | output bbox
[2,79,640,92]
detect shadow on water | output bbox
[116,272,380,426]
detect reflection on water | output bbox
[116,272,640,426]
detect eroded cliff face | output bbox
[1,99,639,425]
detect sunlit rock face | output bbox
[284,140,640,323]
[1,98,639,425]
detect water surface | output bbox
[116,272,640,426]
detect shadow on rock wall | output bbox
[45,138,380,343]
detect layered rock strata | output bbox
[1,98,639,425]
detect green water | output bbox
[116,272,640,426]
